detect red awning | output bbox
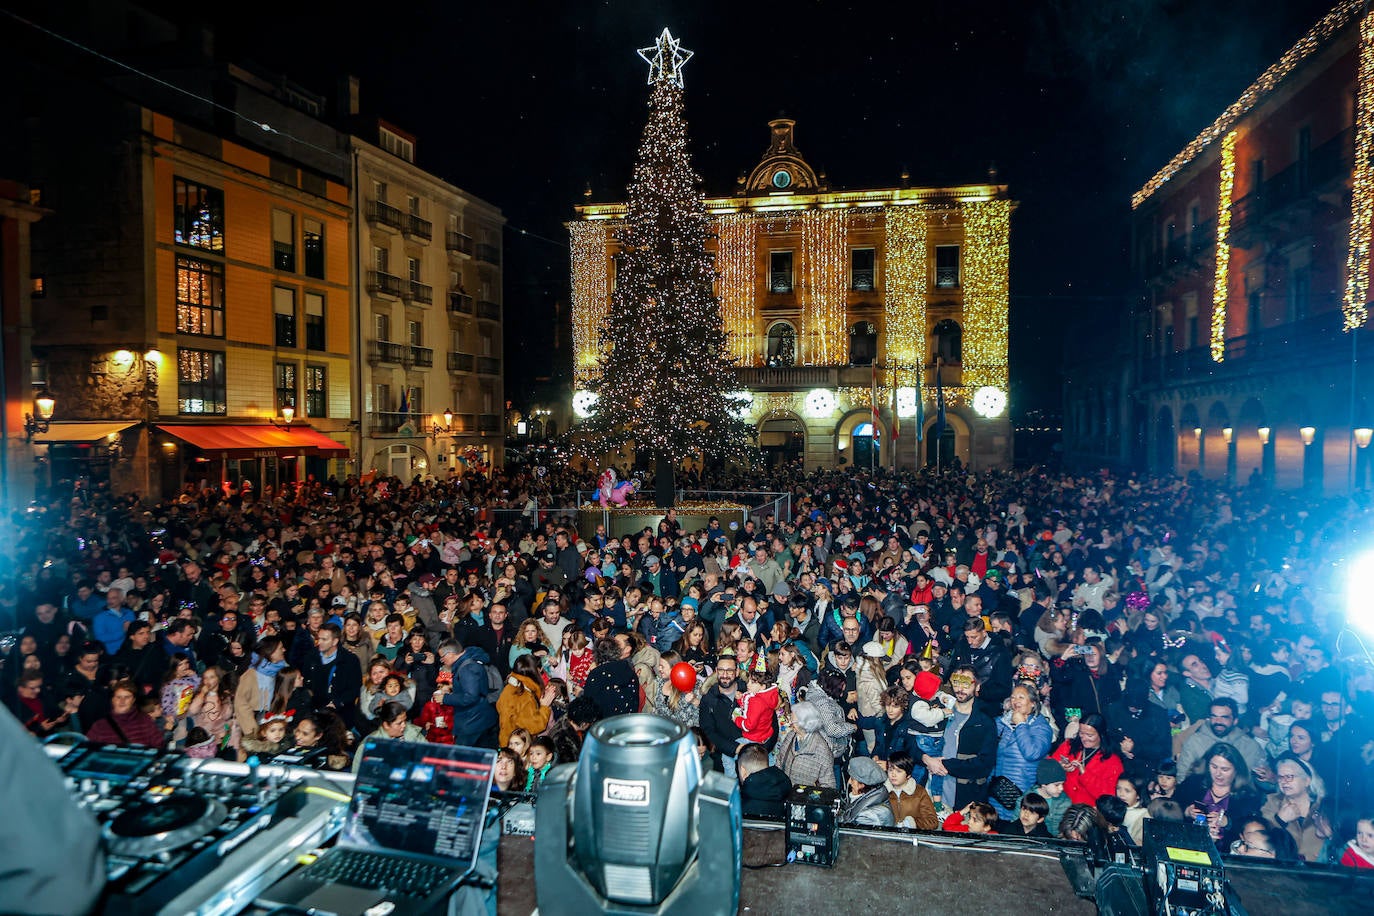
[158,424,349,458]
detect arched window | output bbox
[766,321,797,367]
[933,319,962,363]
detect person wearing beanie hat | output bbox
[840,756,896,827]
[1032,757,1072,836]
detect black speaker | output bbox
[1094,863,1149,916]
[784,784,841,867]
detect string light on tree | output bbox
[577,29,755,498]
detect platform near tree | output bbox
[577,500,749,540]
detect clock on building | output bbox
[771,169,792,189]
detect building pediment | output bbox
[745,119,820,193]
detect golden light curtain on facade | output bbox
[569,221,612,387]
[882,204,929,388]
[1345,9,1374,331]
[800,209,849,365]
[1212,130,1237,360]
[715,213,758,363]
[960,200,1012,391]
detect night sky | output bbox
[139,0,1337,413]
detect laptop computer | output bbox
[257,739,497,916]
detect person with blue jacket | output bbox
[438,637,499,748]
[637,596,684,652]
[990,681,1054,818]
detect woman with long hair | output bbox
[1051,712,1125,805]
[493,747,528,793]
[1175,743,1262,849]
[497,653,557,746]
[651,650,701,729]
[509,619,551,672]
[855,643,889,753]
[160,653,201,745]
[678,620,715,672]
[187,665,240,759]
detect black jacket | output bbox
[1105,698,1173,775]
[303,649,363,727]
[581,659,640,719]
[950,637,1013,716]
[739,766,792,819]
[941,706,1000,810]
[699,684,744,766]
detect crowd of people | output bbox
[3,460,1374,871]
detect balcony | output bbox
[406,280,434,305]
[368,340,408,365]
[476,243,501,266]
[1229,128,1351,249]
[735,365,835,389]
[404,214,433,241]
[769,271,793,294]
[477,299,501,321]
[367,200,405,231]
[445,231,474,255]
[1145,221,1214,286]
[478,413,501,433]
[369,411,412,434]
[448,292,474,315]
[935,265,960,289]
[851,268,875,292]
[450,412,476,433]
[477,356,501,376]
[447,351,475,372]
[1137,311,1354,386]
[367,270,404,298]
[410,345,434,368]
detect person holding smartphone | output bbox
[1049,636,1122,733]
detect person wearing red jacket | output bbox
[733,664,779,747]
[1051,713,1125,806]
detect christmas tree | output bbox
[580,29,753,505]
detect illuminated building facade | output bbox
[350,114,505,479]
[1088,0,1374,491]
[9,28,355,499]
[570,119,1014,471]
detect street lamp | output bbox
[1300,426,1317,446]
[1257,426,1271,446]
[1221,427,1233,444]
[24,390,56,441]
[271,405,295,429]
[430,408,454,441]
[1356,428,1373,449]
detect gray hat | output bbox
[847,756,886,786]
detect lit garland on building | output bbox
[960,200,1011,392]
[1212,130,1237,361]
[1133,0,1362,209]
[801,209,849,365]
[1345,10,1374,332]
[568,221,612,387]
[716,212,759,362]
[883,204,928,390]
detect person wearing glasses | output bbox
[1261,753,1332,861]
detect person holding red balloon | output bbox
[652,651,701,728]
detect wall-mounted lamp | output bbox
[1192,427,1202,441]
[24,390,56,441]
[430,408,455,441]
[1221,427,1233,444]
[1299,426,1316,446]
[1355,428,1373,449]
[1257,426,1271,446]
[271,405,295,430]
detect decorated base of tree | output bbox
[573,29,755,505]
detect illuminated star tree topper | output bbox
[637,28,693,88]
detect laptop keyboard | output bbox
[307,848,456,897]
